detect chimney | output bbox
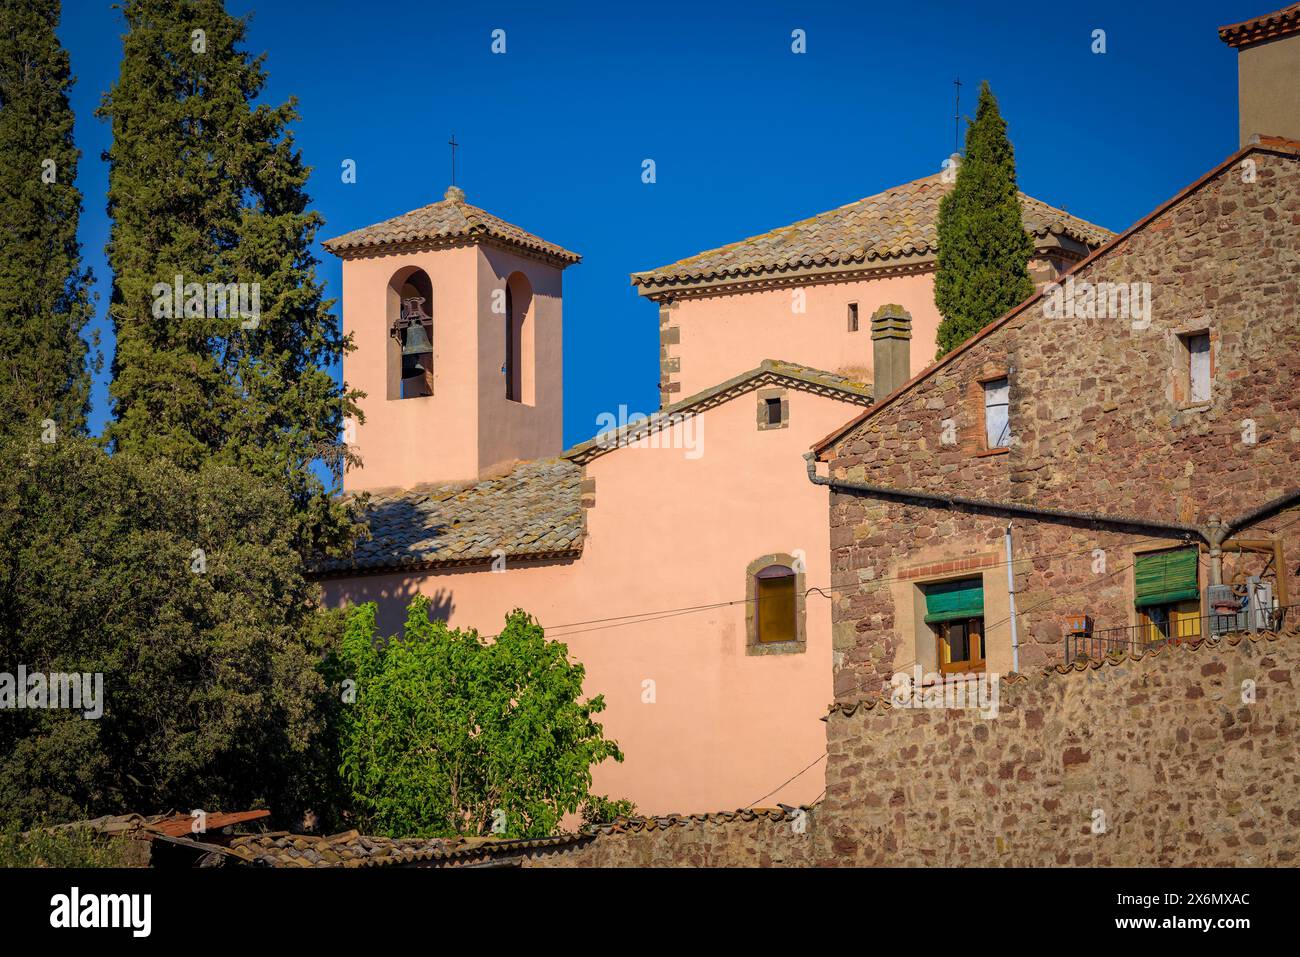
[870,304,912,402]
[1219,4,1300,147]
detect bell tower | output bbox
[324,186,581,493]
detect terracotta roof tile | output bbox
[212,831,589,868]
[323,186,581,266]
[631,172,1114,289]
[163,806,814,867]
[316,458,584,576]
[1219,3,1300,47]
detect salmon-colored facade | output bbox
[664,273,941,398]
[319,175,1111,814]
[323,383,869,812]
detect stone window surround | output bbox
[967,368,1012,457]
[888,555,1010,674]
[745,552,807,656]
[1171,325,1217,412]
[756,387,790,431]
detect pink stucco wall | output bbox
[667,272,942,397]
[321,386,864,814]
[339,243,565,493]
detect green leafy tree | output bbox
[97,0,360,556]
[0,0,93,437]
[0,432,345,829]
[333,598,624,838]
[933,80,1035,357]
[581,794,638,827]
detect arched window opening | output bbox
[388,268,433,399]
[504,271,534,404]
[745,554,806,655]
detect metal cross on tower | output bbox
[953,78,963,155]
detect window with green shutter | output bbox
[1134,548,1200,608]
[923,578,985,624]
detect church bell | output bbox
[400,320,432,357]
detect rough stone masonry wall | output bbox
[825,146,1300,703]
[819,631,1300,867]
[515,631,1299,867]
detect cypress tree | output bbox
[98,0,359,554]
[933,81,1035,357]
[0,0,93,437]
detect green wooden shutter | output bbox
[923,578,985,624]
[1134,548,1200,608]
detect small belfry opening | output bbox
[504,271,535,405]
[388,267,434,399]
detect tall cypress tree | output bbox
[98,0,359,554]
[0,0,92,437]
[933,81,1035,357]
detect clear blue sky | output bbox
[60,0,1257,460]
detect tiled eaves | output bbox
[563,359,873,466]
[826,629,1293,719]
[630,173,1114,290]
[1219,2,1300,47]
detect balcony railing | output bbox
[1064,604,1295,664]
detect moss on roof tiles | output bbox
[632,172,1114,288]
[316,458,584,576]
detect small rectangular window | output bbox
[765,397,782,426]
[983,377,1011,449]
[847,302,859,332]
[1188,333,1210,403]
[756,566,798,643]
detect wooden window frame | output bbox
[744,553,807,655]
[934,616,986,674]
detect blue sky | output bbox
[59,0,1258,461]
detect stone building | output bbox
[810,80,1300,703]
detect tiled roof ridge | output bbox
[563,359,872,465]
[827,628,1293,718]
[581,804,810,836]
[217,830,591,868]
[1219,3,1300,47]
[631,172,1114,289]
[173,806,815,867]
[322,187,581,265]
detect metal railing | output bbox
[1064,604,1295,664]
